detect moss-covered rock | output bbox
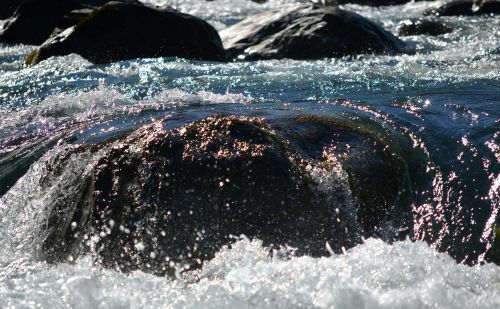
[25,49,38,65]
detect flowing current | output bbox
[0,0,499,308]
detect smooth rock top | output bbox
[220,4,410,60]
[28,1,227,64]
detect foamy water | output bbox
[1,238,499,309]
[0,0,499,307]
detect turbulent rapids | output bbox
[0,0,499,308]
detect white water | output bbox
[0,85,254,130]
[1,0,499,307]
[0,238,499,309]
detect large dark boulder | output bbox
[27,1,227,64]
[40,116,362,275]
[220,4,409,60]
[33,114,415,276]
[425,0,500,16]
[397,19,453,36]
[0,0,140,45]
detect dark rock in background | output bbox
[75,0,139,5]
[0,0,141,45]
[220,4,410,60]
[398,19,453,36]
[27,1,227,64]
[425,0,500,16]
[0,0,81,45]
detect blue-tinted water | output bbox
[0,0,499,308]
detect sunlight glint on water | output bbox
[0,0,499,307]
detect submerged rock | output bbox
[27,1,227,64]
[34,114,415,276]
[220,4,409,60]
[41,116,366,275]
[397,19,453,36]
[425,0,500,16]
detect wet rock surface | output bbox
[27,1,227,64]
[220,4,409,60]
[37,115,414,276]
[274,115,413,238]
[397,19,453,36]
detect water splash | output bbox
[0,238,499,309]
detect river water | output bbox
[0,0,499,308]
